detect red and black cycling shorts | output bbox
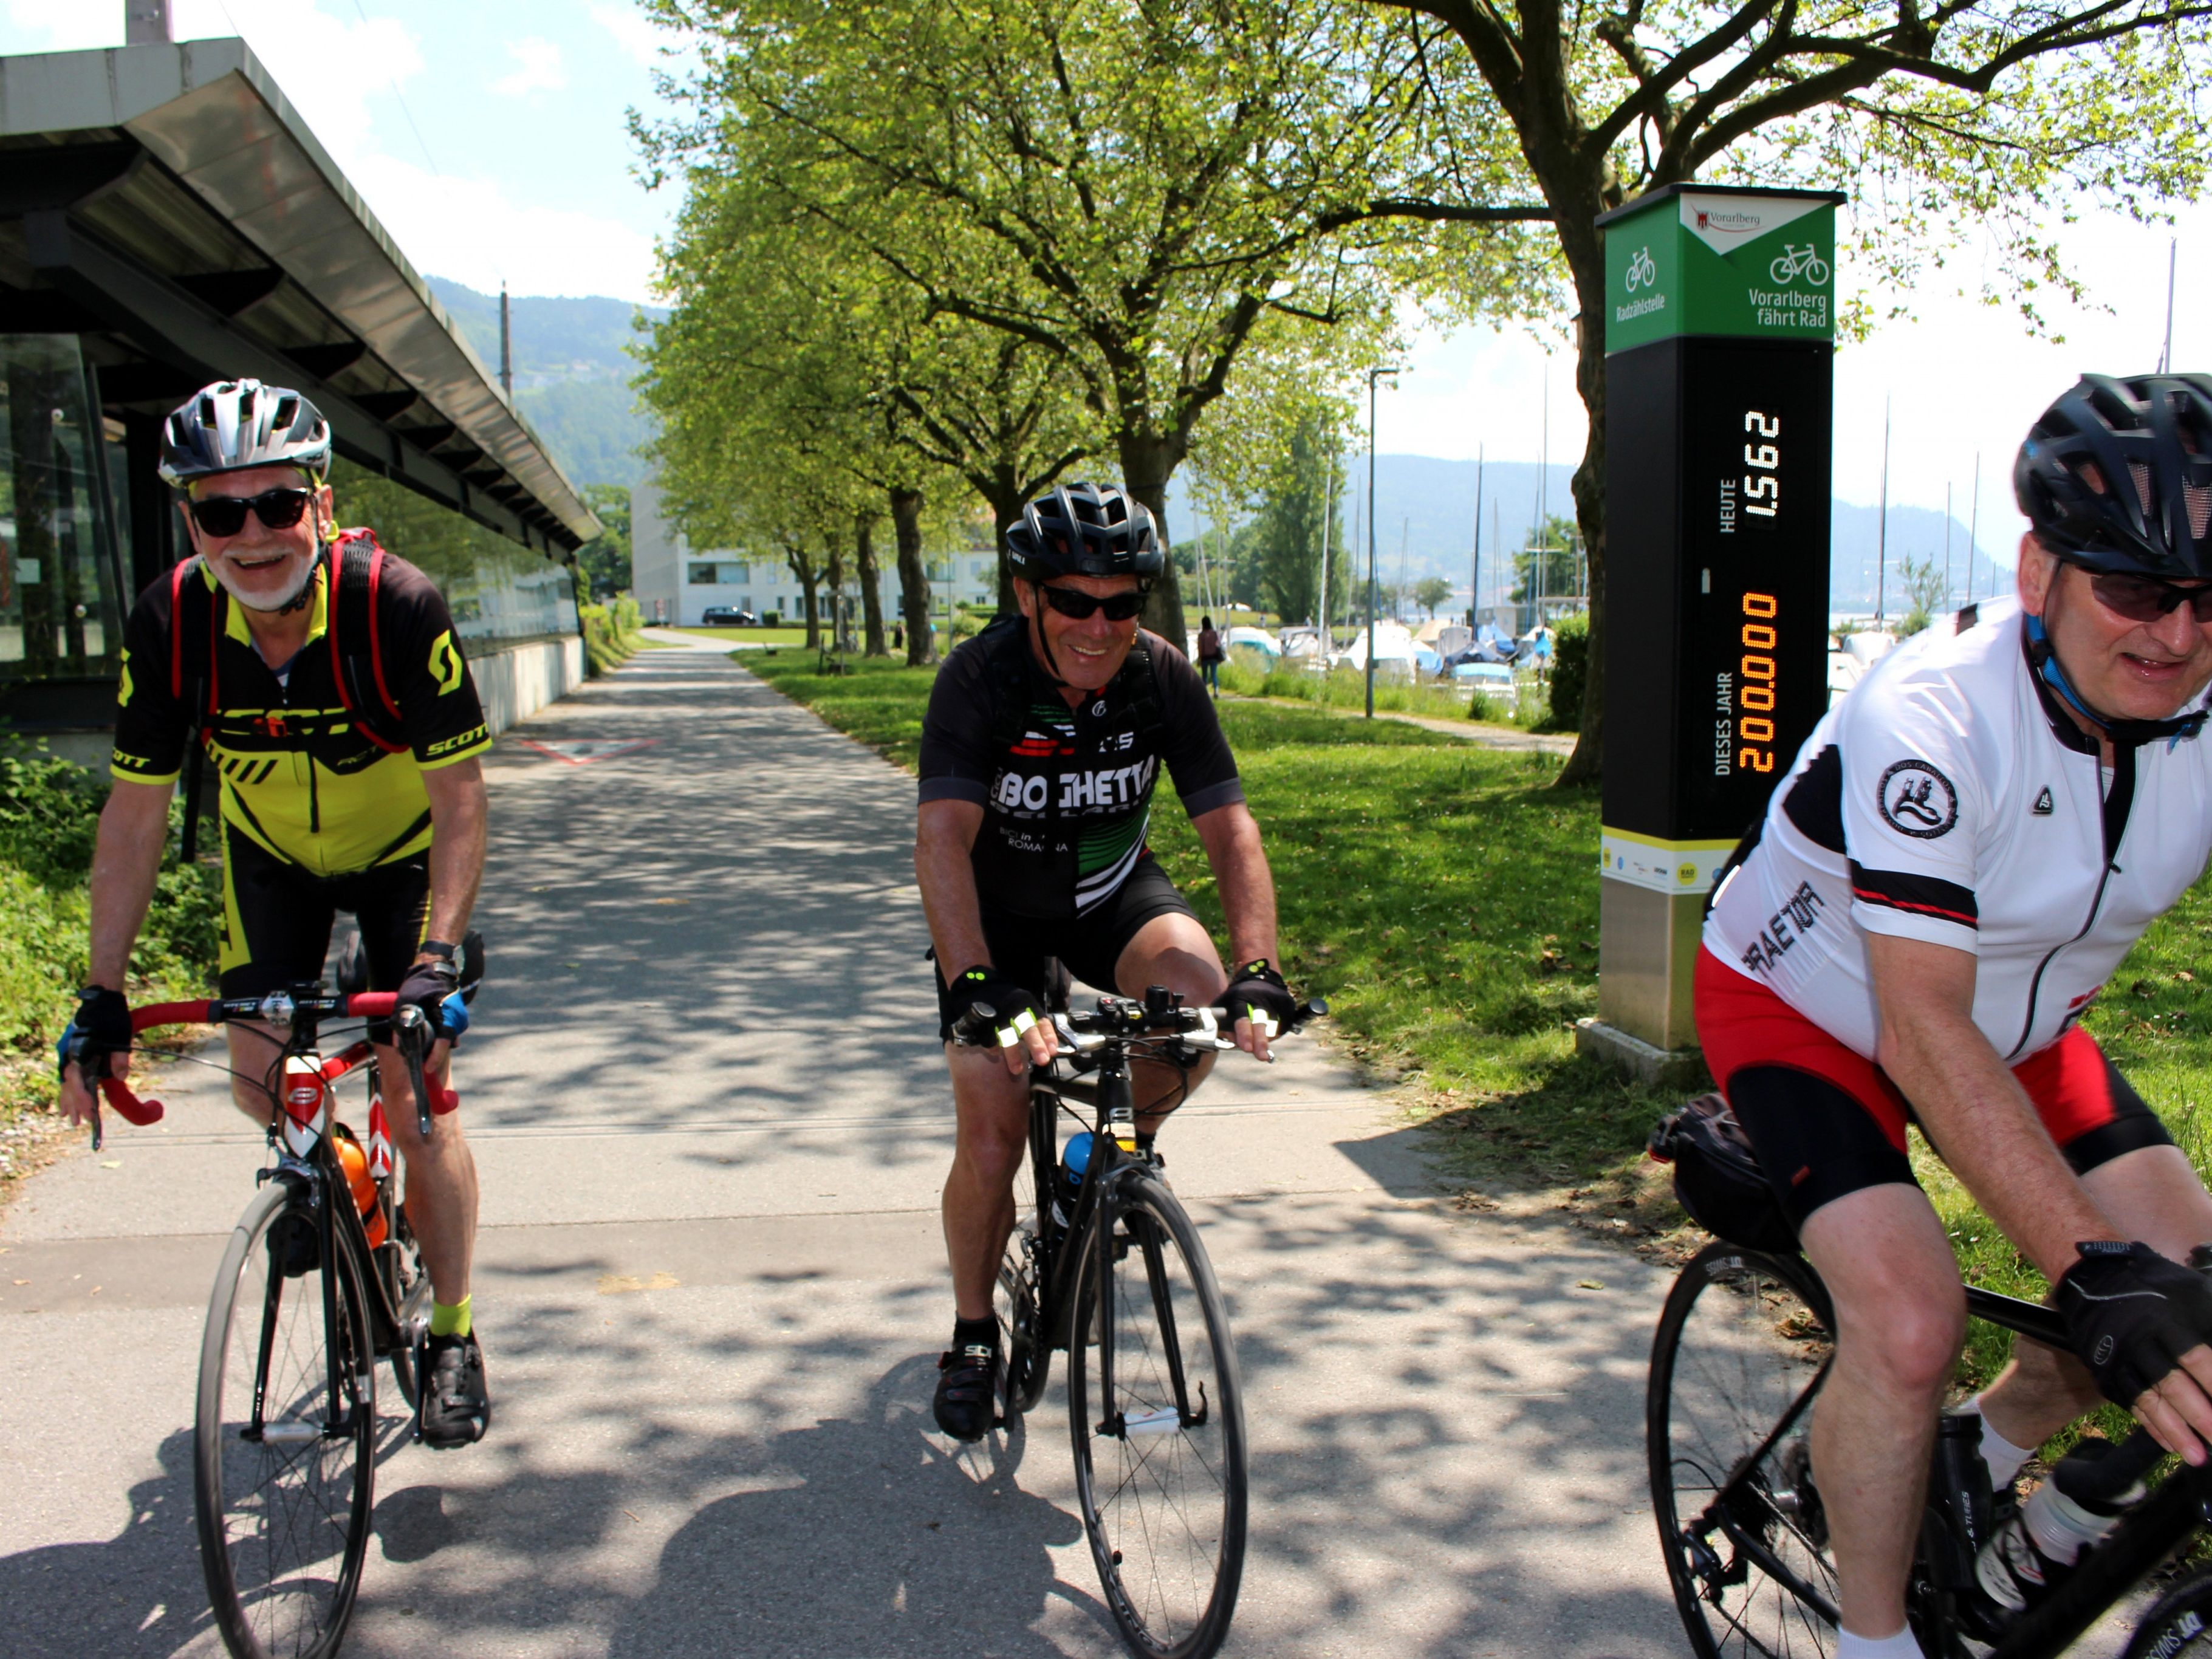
[1693,946,2173,1230]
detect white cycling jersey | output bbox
[1703,597,2212,1061]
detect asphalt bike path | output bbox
[0,632,1682,1658]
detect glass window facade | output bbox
[0,335,126,688]
[328,457,580,648]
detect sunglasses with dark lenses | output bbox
[1038,584,1144,621]
[186,487,314,539]
[2087,570,2212,625]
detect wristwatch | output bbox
[417,939,458,963]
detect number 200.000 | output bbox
[1736,592,1778,772]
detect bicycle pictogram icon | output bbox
[1626,246,1658,290]
[1769,243,1830,286]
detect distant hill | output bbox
[1173,451,2012,614]
[425,277,666,490]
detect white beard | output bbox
[210,553,315,614]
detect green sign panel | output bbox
[1600,187,1844,354]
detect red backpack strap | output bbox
[327,530,407,752]
[166,555,220,722]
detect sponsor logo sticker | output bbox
[1877,759,1959,839]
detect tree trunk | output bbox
[823,533,848,651]
[990,490,1022,617]
[1556,205,1611,787]
[891,485,933,665]
[856,511,886,657]
[785,542,822,649]
[1118,432,1188,648]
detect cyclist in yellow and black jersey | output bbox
[59,378,494,1448]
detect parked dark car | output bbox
[700,607,758,626]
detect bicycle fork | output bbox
[1090,1061,1208,1442]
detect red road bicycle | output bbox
[94,940,480,1659]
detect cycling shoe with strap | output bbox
[417,1330,491,1448]
[934,1341,1001,1442]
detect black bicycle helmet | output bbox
[159,378,332,488]
[1005,482,1164,584]
[2014,373,2212,580]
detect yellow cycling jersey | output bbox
[110,539,489,876]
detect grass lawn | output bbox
[662,625,815,648]
[741,648,2212,1414]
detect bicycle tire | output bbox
[997,1086,1059,1423]
[1068,1166,1247,1659]
[2123,1561,2212,1659]
[195,1180,376,1659]
[1650,1240,1838,1659]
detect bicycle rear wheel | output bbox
[382,1205,431,1412]
[1650,1241,1838,1659]
[195,1180,376,1659]
[1068,1166,1247,1659]
[996,1086,1058,1423]
[2125,1562,2212,1659]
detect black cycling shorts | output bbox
[219,821,431,1021]
[936,854,1197,1041]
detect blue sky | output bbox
[10,1,2210,547]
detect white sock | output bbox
[1962,1393,2036,1490]
[1838,1624,1924,1659]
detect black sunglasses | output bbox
[1038,584,1144,621]
[2087,570,2212,625]
[187,487,315,539]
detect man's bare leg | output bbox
[1799,1182,1969,1640]
[942,1045,1030,1322]
[1976,1144,2212,1454]
[1114,912,1229,1121]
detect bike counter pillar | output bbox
[1592,183,1843,1056]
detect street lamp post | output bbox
[1366,364,1399,718]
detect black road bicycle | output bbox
[955,983,1321,1659]
[1650,1238,2212,1659]
[95,939,482,1659]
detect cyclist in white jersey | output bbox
[1698,374,2212,1659]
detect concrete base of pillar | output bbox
[1574,1018,1706,1090]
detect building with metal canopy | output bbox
[0,29,600,754]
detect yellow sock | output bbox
[430,1295,471,1339]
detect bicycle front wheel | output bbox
[1068,1167,1247,1659]
[1651,1240,1838,1659]
[195,1180,376,1659]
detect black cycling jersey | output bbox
[918,618,1244,920]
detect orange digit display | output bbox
[1735,592,1779,773]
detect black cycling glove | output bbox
[2058,1240,2212,1406]
[1223,958,1299,1038]
[395,959,461,1041]
[57,985,131,1085]
[949,965,1047,1050]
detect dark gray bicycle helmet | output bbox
[158,378,332,487]
[1005,482,1164,584]
[2014,373,2212,580]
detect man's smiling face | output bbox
[187,463,330,614]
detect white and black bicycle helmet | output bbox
[1005,482,1164,584]
[158,378,332,488]
[2015,373,2212,581]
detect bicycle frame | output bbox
[1688,1265,2208,1659]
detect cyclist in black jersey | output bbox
[916,482,1301,1440]
[55,380,493,1447]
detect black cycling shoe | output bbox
[933,1341,1001,1442]
[417,1331,491,1449]
[266,1211,320,1280]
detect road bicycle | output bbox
[1767,243,1831,286]
[1649,1237,2212,1659]
[93,943,481,1659]
[954,982,1322,1659]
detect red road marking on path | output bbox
[515,738,661,765]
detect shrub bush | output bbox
[1547,612,1590,730]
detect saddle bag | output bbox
[1648,1092,1798,1253]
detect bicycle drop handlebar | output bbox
[92,990,417,1134]
[950,989,1328,1051]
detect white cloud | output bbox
[169,0,423,171]
[1,0,116,51]
[591,2,675,67]
[491,35,565,98]
[349,152,660,303]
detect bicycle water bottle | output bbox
[330,1124,388,1249]
[1051,1132,1095,1231]
[1976,1431,2161,1614]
